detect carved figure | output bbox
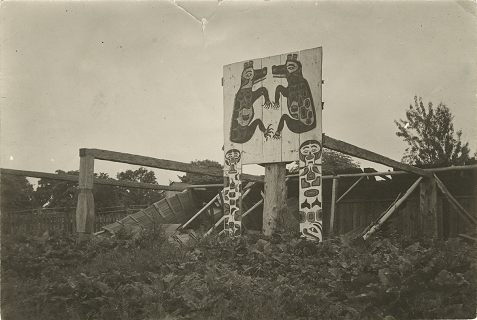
[230,61,274,144]
[272,54,316,139]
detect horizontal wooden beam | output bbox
[81,148,264,183]
[1,168,79,182]
[322,135,433,178]
[1,168,185,191]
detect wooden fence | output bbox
[321,195,476,239]
[1,206,146,236]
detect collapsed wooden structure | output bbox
[2,133,475,242]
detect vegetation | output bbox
[395,96,472,166]
[0,175,37,212]
[1,167,163,213]
[178,159,223,185]
[289,149,360,174]
[2,227,475,320]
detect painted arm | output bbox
[273,85,288,109]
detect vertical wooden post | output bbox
[420,177,437,239]
[76,149,95,242]
[329,177,338,237]
[263,163,287,236]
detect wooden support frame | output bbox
[363,177,424,240]
[322,135,433,178]
[81,148,263,183]
[329,178,339,237]
[336,176,364,203]
[420,177,438,238]
[263,163,287,236]
[434,174,477,225]
[76,154,95,241]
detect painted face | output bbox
[286,61,299,74]
[242,67,254,81]
[225,149,241,166]
[300,142,321,160]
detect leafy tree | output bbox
[395,96,471,166]
[34,170,121,210]
[289,149,360,174]
[1,175,37,212]
[34,170,78,209]
[178,159,223,185]
[116,167,163,206]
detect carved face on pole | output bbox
[225,149,241,174]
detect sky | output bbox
[1,0,476,186]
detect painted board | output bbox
[224,47,322,165]
[223,47,323,240]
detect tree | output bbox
[116,167,163,206]
[178,159,224,185]
[1,175,37,212]
[289,149,360,174]
[395,96,471,166]
[34,170,121,210]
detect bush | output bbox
[2,229,476,320]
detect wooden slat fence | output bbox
[1,206,147,235]
[322,195,476,239]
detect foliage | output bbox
[2,229,476,320]
[1,174,37,211]
[395,96,471,166]
[34,170,121,210]
[116,167,164,206]
[178,159,224,185]
[289,149,360,174]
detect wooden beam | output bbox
[81,148,264,183]
[0,168,185,191]
[322,135,433,178]
[420,177,438,239]
[336,176,364,203]
[76,154,95,241]
[434,174,477,225]
[263,163,287,236]
[329,178,339,237]
[363,177,424,240]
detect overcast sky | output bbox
[1,0,476,185]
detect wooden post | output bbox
[420,177,438,239]
[263,163,287,236]
[76,150,95,242]
[329,177,338,237]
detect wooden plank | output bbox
[330,178,338,237]
[262,54,282,163]
[76,190,95,234]
[263,163,287,235]
[276,51,297,162]
[420,177,438,238]
[81,148,263,183]
[322,135,433,178]
[165,198,176,215]
[434,174,477,225]
[176,194,185,211]
[240,57,265,165]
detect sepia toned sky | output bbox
[1,0,476,185]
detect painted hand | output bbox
[273,131,282,140]
[263,101,273,109]
[264,124,274,140]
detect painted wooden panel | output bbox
[223,48,322,239]
[223,47,322,165]
[262,54,282,163]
